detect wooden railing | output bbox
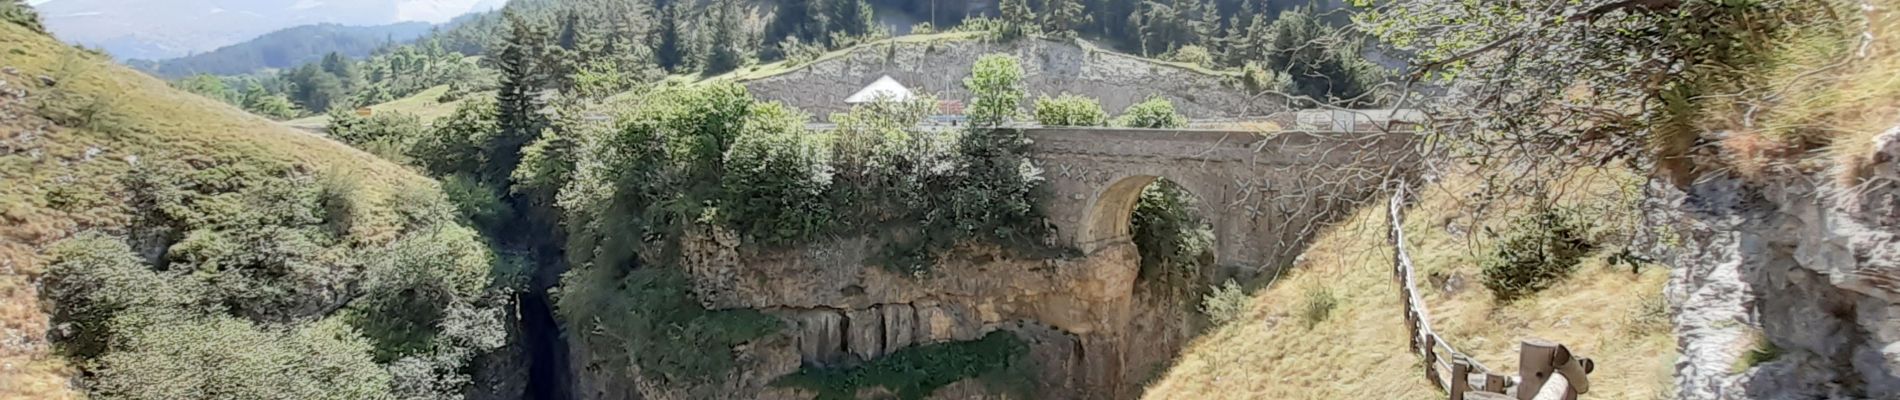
[1387,186,1595,400]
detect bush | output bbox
[1201,280,1249,327]
[720,102,835,245]
[2,0,42,33]
[42,234,194,359]
[780,36,827,66]
[86,317,392,400]
[440,174,518,234]
[773,331,1028,400]
[1480,206,1599,302]
[1169,45,1214,68]
[1032,94,1109,127]
[1130,179,1212,294]
[556,266,780,385]
[326,111,426,162]
[1299,286,1338,329]
[412,98,499,178]
[1115,96,1187,129]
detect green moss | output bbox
[772,331,1030,400]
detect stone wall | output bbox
[740,37,1271,120]
[1659,126,1900,399]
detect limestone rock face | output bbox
[881,304,916,352]
[741,37,1267,120]
[845,308,884,361]
[1660,124,1900,399]
[795,310,847,366]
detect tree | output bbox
[87,318,392,400]
[1116,96,1186,129]
[240,83,301,120]
[703,0,748,74]
[654,3,690,71]
[1044,0,1089,38]
[1033,94,1109,126]
[494,12,549,184]
[173,75,236,104]
[1353,0,1828,186]
[1000,0,1039,37]
[965,54,1026,128]
[1258,7,1384,106]
[287,64,347,113]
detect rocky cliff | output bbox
[1659,127,1900,398]
[567,225,1201,400]
[739,36,1268,120]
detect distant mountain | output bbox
[126,22,436,78]
[32,0,504,60]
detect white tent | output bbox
[845,75,914,104]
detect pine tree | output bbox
[1044,0,1088,38]
[494,13,547,184]
[703,0,747,74]
[1000,0,1037,36]
[654,3,689,71]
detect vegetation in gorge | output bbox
[772,331,1030,400]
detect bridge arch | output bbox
[1079,175,1220,266]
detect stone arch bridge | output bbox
[1025,127,1418,274]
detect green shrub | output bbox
[440,174,518,234]
[1299,286,1338,329]
[42,234,195,359]
[1169,45,1214,68]
[772,331,1029,400]
[86,317,392,400]
[1115,96,1187,129]
[2,0,42,33]
[556,266,780,385]
[1201,280,1249,327]
[1130,179,1212,294]
[720,102,835,245]
[1480,206,1599,302]
[1032,94,1109,127]
[325,110,425,150]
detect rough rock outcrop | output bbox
[741,37,1269,120]
[1660,125,1900,399]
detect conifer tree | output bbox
[494,12,547,183]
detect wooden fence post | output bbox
[1450,360,1471,400]
[1516,339,1560,400]
[1424,334,1441,388]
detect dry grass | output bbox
[1712,0,1900,185]
[0,23,436,399]
[1143,166,1674,399]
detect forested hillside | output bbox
[127,22,436,78]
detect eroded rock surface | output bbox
[1661,125,1900,399]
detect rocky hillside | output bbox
[729,34,1267,120]
[0,22,522,399]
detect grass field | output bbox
[284,85,491,131]
[1142,167,1674,399]
[0,23,441,399]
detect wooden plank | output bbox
[1484,373,1506,392]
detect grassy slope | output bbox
[0,23,440,399]
[284,85,492,131]
[1143,167,1674,399]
